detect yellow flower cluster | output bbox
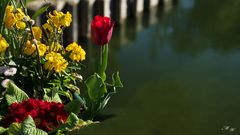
[66,42,86,62]
[0,34,9,53]
[5,5,26,29]
[23,40,46,56]
[43,10,72,32]
[32,26,42,40]
[44,52,68,73]
[47,42,62,52]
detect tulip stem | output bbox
[100,46,103,66]
[99,45,108,81]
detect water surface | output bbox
[76,0,240,134]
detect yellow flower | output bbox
[42,22,53,32]
[60,12,72,27]
[24,40,36,55]
[37,43,47,56]
[15,21,26,29]
[5,5,16,28]
[47,42,62,52]
[32,27,42,40]
[0,34,9,53]
[15,8,25,21]
[66,42,86,62]
[48,10,72,28]
[44,52,68,73]
[5,5,26,29]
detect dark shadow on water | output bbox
[93,114,117,122]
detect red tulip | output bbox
[91,15,115,46]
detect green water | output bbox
[77,0,240,134]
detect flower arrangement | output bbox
[0,0,122,134]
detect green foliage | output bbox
[49,113,93,134]
[5,82,29,105]
[32,4,50,19]
[0,0,10,33]
[2,116,48,135]
[19,116,48,135]
[8,123,21,135]
[64,99,82,114]
[85,73,107,102]
[0,126,7,134]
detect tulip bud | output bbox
[91,15,115,46]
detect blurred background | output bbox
[28,0,240,134]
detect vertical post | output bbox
[78,0,90,41]
[62,3,74,46]
[92,0,104,16]
[127,0,137,18]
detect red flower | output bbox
[2,99,69,132]
[91,15,115,46]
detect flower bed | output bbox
[0,0,122,134]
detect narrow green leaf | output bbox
[32,4,50,19]
[85,73,107,102]
[112,72,123,88]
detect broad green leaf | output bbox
[5,94,17,105]
[32,4,50,19]
[5,82,29,105]
[0,126,7,134]
[112,72,123,88]
[85,73,107,102]
[20,116,48,135]
[8,123,21,135]
[64,99,82,114]
[66,113,79,127]
[43,90,62,103]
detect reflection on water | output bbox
[75,0,240,134]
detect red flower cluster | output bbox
[3,99,69,131]
[91,15,115,46]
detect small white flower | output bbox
[4,67,17,76]
[1,79,13,88]
[25,28,31,32]
[23,16,30,22]
[32,39,38,45]
[0,66,8,74]
[29,19,35,25]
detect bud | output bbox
[23,16,30,22]
[32,39,38,45]
[1,79,13,88]
[29,19,35,25]
[25,28,31,32]
[4,67,17,76]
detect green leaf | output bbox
[8,123,21,135]
[0,126,7,134]
[112,72,123,88]
[85,73,107,102]
[66,113,79,127]
[5,82,29,105]
[32,4,50,19]
[64,99,82,114]
[43,89,62,103]
[20,116,48,135]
